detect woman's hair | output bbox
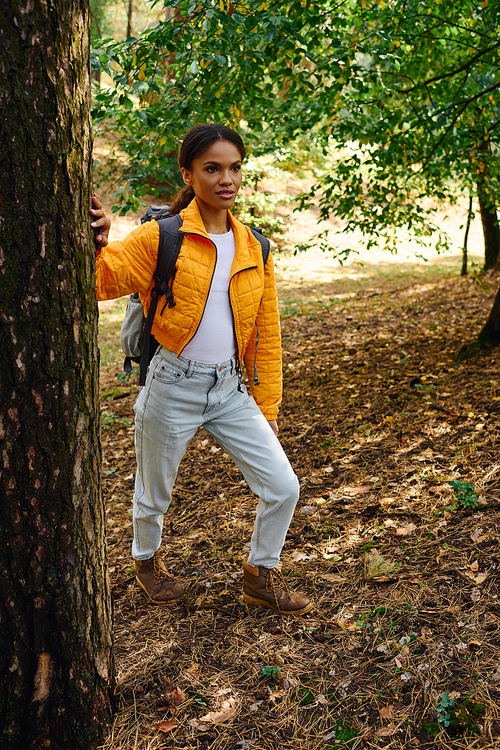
[168,123,245,215]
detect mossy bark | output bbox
[0,1,114,748]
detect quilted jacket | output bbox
[96,199,282,420]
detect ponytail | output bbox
[168,123,245,215]
[168,185,195,215]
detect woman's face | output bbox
[181,140,243,214]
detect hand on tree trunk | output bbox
[91,194,111,248]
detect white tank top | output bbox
[181,229,237,363]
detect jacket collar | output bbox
[179,198,261,268]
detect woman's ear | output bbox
[181,167,191,186]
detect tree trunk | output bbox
[476,140,500,271]
[0,2,114,748]
[456,282,500,361]
[477,189,500,271]
[127,0,133,38]
[461,194,473,277]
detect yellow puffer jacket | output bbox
[96,199,282,420]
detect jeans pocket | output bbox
[153,360,187,384]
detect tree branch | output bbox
[396,41,500,93]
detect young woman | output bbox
[91,123,313,616]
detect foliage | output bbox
[233,154,294,239]
[447,479,479,510]
[437,692,456,728]
[428,694,486,736]
[325,718,358,747]
[90,0,161,40]
[101,411,133,431]
[260,665,281,680]
[307,0,500,253]
[91,0,500,261]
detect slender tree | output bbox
[0,1,114,748]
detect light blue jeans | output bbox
[132,347,300,568]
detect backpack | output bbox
[120,204,271,386]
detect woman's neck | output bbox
[196,198,230,234]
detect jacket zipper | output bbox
[252,295,264,385]
[228,264,258,389]
[177,231,260,388]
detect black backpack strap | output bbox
[139,214,183,386]
[251,227,270,265]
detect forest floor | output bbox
[96,186,500,750]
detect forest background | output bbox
[90,2,500,749]
[1,0,499,749]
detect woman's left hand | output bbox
[268,420,279,436]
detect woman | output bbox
[91,123,313,616]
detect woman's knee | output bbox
[266,465,299,503]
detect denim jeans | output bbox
[132,347,300,568]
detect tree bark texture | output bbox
[456,281,500,361]
[0,2,114,748]
[478,189,500,272]
[476,142,500,271]
[476,283,500,349]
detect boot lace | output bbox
[152,553,171,582]
[265,568,291,613]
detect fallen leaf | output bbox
[320,573,346,583]
[188,718,210,731]
[449,691,461,700]
[317,694,328,705]
[290,550,317,562]
[468,640,483,652]
[379,705,395,721]
[470,560,479,572]
[269,691,285,702]
[376,725,399,737]
[396,522,417,536]
[323,553,342,562]
[342,485,371,495]
[471,529,486,543]
[172,688,185,705]
[299,505,317,515]
[154,721,177,733]
[199,708,237,724]
[249,702,262,712]
[464,568,489,585]
[290,550,309,562]
[338,617,364,631]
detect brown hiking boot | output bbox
[134,552,184,604]
[242,561,314,616]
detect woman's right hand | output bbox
[90,193,111,248]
